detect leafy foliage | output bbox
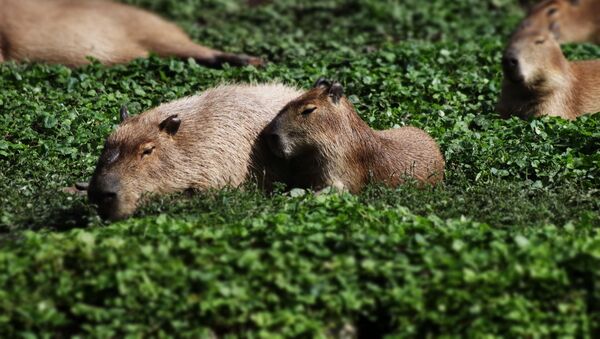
[0,0,598,336]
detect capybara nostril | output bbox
[268,133,280,146]
[100,190,118,202]
[88,174,120,205]
[502,55,519,69]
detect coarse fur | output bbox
[0,0,262,67]
[88,83,303,221]
[497,27,600,119]
[520,0,600,44]
[265,80,445,193]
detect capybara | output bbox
[519,0,600,44]
[0,0,262,67]
[497,27,600,119]
[88,83,302,221]
[264,79,445,193]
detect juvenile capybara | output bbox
[520,0,600,44]
[497,27,600,119]
[0,0,262,67]
[265,79,445,193]
[88,84,302,221]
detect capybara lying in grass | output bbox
[0,0,262,67]
[87,83,302,221]
[264,79,445,193]
[498,26,600,119]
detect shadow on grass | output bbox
[0,198,99,236]
[0,203,95,248]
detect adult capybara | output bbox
[88,83,302,221]
[497,27,600,119]
[0,0,262,67]
[520,0,600,44]
[264,79,445,193]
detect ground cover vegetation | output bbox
[0,0,598,336]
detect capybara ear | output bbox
[120,105,129,122]
[328,82,344,104]
[159,115,181,136]
[314,78,331,89]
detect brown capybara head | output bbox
[502,27,565,86]
[265,79,356,160]
[88,106,184,221]
[521,0,591,44]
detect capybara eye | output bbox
[301,106,317,115]
[546,8,558,16]
[141,146,155,158]
[535,39,546,44]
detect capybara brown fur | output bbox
[520,0,600,44]
[265,79,445,193]
[498,27,600,120]
[0,0,262,67]
[88,83,302,221]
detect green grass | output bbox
[0,0,599,336]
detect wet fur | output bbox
[0,0,261,67]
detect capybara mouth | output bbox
[89,194,120,221]
[97,203,131,221]
[502,63,525,84]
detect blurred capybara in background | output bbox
[498,27,600,119]
[0,0,262,67]
[265,79,445,193]
[88,84,302,221]
[519,0,600,44]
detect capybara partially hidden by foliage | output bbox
[498,27,600,119]
[265,79,445,193]
[88,84,302,221]
[0,0,262,67]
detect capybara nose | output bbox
[266,132,285,158]
[267,132,280,149]
[98,190,117,202]
[88,174,120,204]
[502,52,519,70]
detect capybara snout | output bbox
[264,129,286,159]
[88,173,123,221]
[502,49,522,83]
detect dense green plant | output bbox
[0,0,598,336]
